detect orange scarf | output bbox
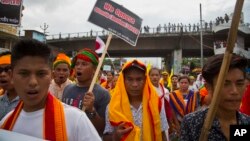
[0,88,4,96]
[169,90,197,118]
[199,85,208,105]
[1,93,68,141]
[159,78,167,88]
[101,81,115,91]
[0,54,11,65]
[109,60,162,141]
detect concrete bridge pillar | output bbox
[172,48,182,75]
[162,54,171,72]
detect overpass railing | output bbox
[46,25,213,40]
[46,22,250,41]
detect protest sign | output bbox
[88,0,142,46]
[0,0,23,25]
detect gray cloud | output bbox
[20,0,250,35]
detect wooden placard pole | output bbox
[199,0,244,141]
[82,33,113,111]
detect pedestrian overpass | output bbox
[46,23,250,73]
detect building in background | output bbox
[0,24,18,50]
[24,30,45,42]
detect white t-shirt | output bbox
[0,103,101,141]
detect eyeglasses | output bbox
[0,66,11,73]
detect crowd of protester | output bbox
[143,21,213,34]
[0,39,249,141]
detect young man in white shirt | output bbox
[0,39,101,141]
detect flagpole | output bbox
[200,3,203,67]
[82,33,113,111]
[106,52,117,74]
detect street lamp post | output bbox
[40,23,49,43]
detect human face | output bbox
[179,78,189,92]
[53,63,70,85]
[0,64,12,90]
[106,72,114,82]
[171,76,178,85]
[162,74,168,80]
[149,69,160,87]
[113,75,119,85]
[74,59,96,85]
[190,78,195,85]
[124,69,146,98]
[12,56,52,112]
[212,68,246,112]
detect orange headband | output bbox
[0,54,11,65]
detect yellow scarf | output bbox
[109,60,162,141]
[1,93,68,141]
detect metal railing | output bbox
[46,22,250,40]
[46,26,213,40]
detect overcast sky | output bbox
[21,0,250,35]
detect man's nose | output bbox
[230,83,239,95]
[28,75,38,87]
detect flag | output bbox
[167,67,173,88]
[146,61,152,74]
[95,36,105,54]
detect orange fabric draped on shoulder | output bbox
[101,81,108,88]
[108,60,162,141]
[159,78,164,86]
[1,93,68,141]
[0,88,4,96]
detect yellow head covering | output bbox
[53,53,71,69]
[0,54,11,65]
[189,75,195,80]
[161,71,169,75]
[109,60,162,141]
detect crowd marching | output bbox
[0,39,249,141]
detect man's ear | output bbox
[204,82,213,95]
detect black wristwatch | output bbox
[86,111,97,119]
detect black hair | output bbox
[178,75,190,83]
[0,50,11,57]
[202,53,247,85]
[148,67,161,75]
[171,74,178,79]
[106,71,114,76]
[11,39,53,68]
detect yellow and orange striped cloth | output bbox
[170,90,198,118]
[109,60,162,141]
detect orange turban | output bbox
[53,53,71,69]
[0,54,11,65]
